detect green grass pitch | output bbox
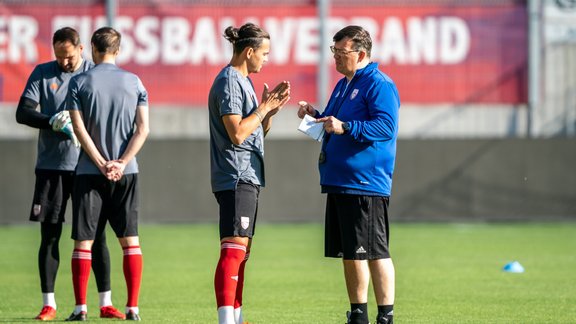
[0,223,575,323]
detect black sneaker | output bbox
[65,311,87,321]
[126,310,141,321]
[376,315,392,324]
[346,311,370,324]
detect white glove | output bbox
[50,111,80,148]
[49,110,71,132]
[61,123,81,148]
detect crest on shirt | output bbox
[240,216,250,230]
[350,89,359,100]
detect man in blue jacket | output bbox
[298,25,400,324]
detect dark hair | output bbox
[333,25,372,57]
[224,23,270,55]
[91,27,121,54]
[53,27,81,47]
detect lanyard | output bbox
[322,76,359,145]
[319,75,359,163]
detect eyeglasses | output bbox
[330,46,359,55]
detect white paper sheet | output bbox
[298,114,325,142]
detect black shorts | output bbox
[29,169,75,223]
[72,174,139,241]
[214,182,260,240]
[324,194,391,260]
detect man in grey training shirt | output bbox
[15,26,123,321]
[209,22,290,324]
[65,27,149,321]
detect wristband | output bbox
[253,110,264,123]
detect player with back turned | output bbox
[15,26,124,321]
[208,22,290,324]
[65,26,149,321]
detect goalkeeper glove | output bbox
[61,123,80,148]
[49,110,71,132]
[50,111,80,148]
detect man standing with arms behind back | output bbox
[15,26,124,321]
[297,25,400,324]
[65,27,149,321]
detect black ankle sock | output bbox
[349,303,369,324]
[377,305,394,323]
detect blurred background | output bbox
[1,0,575,223]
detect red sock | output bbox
[214,242,246,308]
[123,246,143,307]
[71,249,92,305]
[234,252,249,309]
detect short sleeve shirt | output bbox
[208,65,265,192]
[66,63,148,175]
[21,60,94,171]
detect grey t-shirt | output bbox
[208,65,265,192]
[21,60,94,171]
[66,63,148,175]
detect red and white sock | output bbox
[123,246,143,309]
[234,252,249,323]
[214,242,246,324]
[71,249,91,311]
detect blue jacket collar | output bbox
[353,62,378,78]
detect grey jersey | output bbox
[21,60,94,171]
[66,63,148,175]
[208,65,265,192]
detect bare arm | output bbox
[69,109,108,175]
[222,113,262,145]
[118,105,150,165]
[105,105,150,181]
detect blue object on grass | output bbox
[503,261,525,273]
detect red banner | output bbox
[0,3,527,105]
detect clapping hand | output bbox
[261,81,291,117]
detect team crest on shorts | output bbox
[240,216,250,230]
[33,204,42,216]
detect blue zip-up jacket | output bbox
[318,62,400,196]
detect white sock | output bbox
[234,306,243,324]
[217,306,235,324]
[42,293,56,309]
[74,304,87,314]
[99,290,112,307]
[126,306,139,314]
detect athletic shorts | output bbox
[214,182,260,240]
[324,194,391,260]
[72,174,139,241]
[29,169,75,223]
